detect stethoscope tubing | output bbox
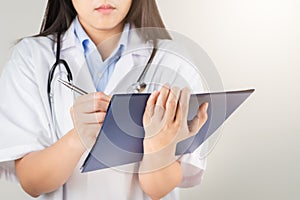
[47,31,157,137]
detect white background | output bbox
[1,0,300,199]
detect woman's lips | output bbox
[95,4,116,14]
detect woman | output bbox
[0,0,208,199]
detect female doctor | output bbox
[0,0,208,199]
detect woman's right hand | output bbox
[70,92,111,149]
[15,92,111,197]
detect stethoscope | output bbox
[47,32,157,137]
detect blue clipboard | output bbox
[81,89,254,173]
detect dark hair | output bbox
[37,0,171,41]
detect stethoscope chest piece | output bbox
[130,82,147,93]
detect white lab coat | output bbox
[0,21,206,200]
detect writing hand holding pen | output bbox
[58,79,111,149]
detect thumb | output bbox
[188,102,208,134]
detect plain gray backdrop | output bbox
[1,0,299,199]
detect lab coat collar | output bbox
[53,21,77,53]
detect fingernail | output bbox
[163,83,170,89]
[150,90,158,98]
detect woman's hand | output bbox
[15,92,111,197]
[141,85,208,171]
[138,85,208,198]
[70,92,111,149]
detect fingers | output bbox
[74,92,111,113]
[71,92,111,149]
[175,87,191,124]
[146,86,191,124]
[80,112,106,124]
[154,84,170,120]
[188,102,209,134]
[144,91,160,123]
[77,92,111,103]
[165,87,180,123]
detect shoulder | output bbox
[11,36,54,63]
[16,35,54,50]
[155,39,195,69]
[2,35,56,85]
[154,39,204,93]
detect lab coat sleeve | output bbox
[0,39,51,182]
[178,147,207,188]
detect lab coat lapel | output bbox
[104,28,153,94]
[51,23,96,138]
[52,47,95,138]
[61,21,96,93]
[104,53,134,95]
[68,48,96,94]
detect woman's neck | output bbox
[78,18,124,60]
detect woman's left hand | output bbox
[141,84,208,171]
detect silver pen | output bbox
[57,78,88,95]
